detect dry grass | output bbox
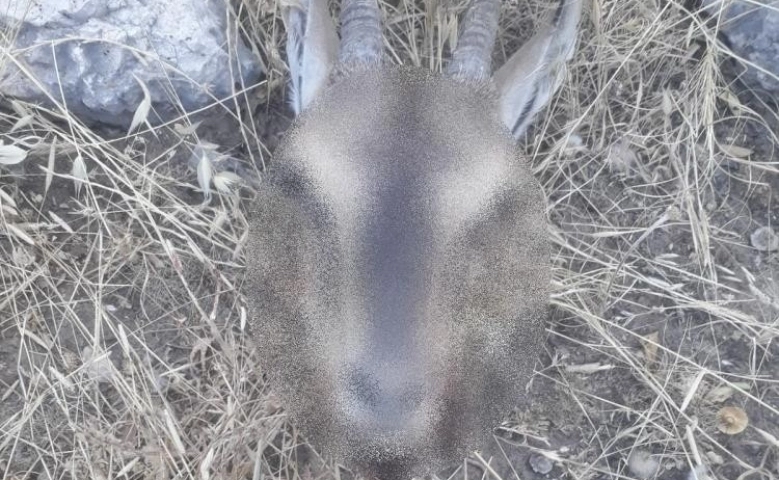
[1,0,778,479]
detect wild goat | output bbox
[244,0,581,478]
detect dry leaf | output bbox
[128,76,152,134]
[173,121,202,135]
[704,385,735,403]
[12,246,35,267]
[720,144,752,159]
[10,100,29,117]
[607,138,639,175]
[49,366,75,392]
[187,238,207,264]
[197,150,213,201]
[213,171,242,194]
[163,408,187,455]
[718,89,743,112]
[10,114,34,132]
[642,331,660,364]
[115,458,140,478]
[1,202,18,216]
[0,142,27,165]
[662,89,673,117]
[6,223,35,245]
[680,370,705,413]
[163,238,183,273]
[200,448,215,480]
[565,362,614,374]
[0,188,17,208]
[71,155,88,195]
[82,346,115,383]
[190,337,212,366]
[754,427,779,448]
[49,211,74,233]
[45,138,56,196]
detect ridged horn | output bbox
[446,0,501,79]
[338,0,383,66]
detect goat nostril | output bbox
[400,383,424,410]
[343,365,425,422]
[346,368,380,408]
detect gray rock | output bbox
[0,0,262,127]
[751,226,779,251]
[701,0,779,96]
[529,454,554,475]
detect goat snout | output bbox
[340,362,427,431]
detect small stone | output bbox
[82,346,115,383]
[11,246,35,267]
[628,450,660,479]
[0,0,262,127]
[529,454,553,475]
[750,226,779,251]
[705,451,724,465]
[700,0,779,96]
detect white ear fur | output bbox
[284,0,339,115]
[493,0,582,138]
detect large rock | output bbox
[0,0,262,127]
[701,0,779,97]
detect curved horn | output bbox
[446,0,501,80]
[338,0,383,66]
[493,0,582,137]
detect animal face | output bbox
[244,1,581,478]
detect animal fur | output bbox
[245,66,551,478]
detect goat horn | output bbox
[338,0,383,66]
[446,0,501,80]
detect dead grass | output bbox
[1,0,778,479]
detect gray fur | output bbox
[246,1,581,478]
[246,68,549,478]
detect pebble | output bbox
[529,454,553,475]
[628,449,660,479]
[750,226,779,252]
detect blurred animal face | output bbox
[246,67,550,475]
[245,0,581,477]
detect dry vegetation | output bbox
[1,0,778,479]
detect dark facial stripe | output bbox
[361,172,430,360]
[358,82,435,361]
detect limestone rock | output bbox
[702,0,779,96]
[0,0,262,127]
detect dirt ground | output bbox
[1,1,778,479]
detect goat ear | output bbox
[283,0,338,115]
[493,0,582,139]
